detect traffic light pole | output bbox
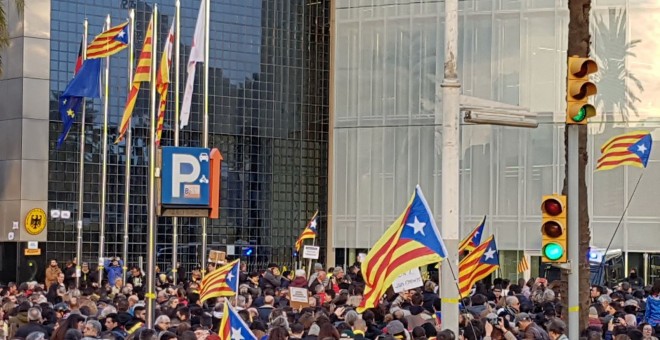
[567,124,580,339]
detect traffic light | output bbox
[566,56,598,124]
[541,194,567,263]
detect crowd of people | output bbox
[1,258,659,340]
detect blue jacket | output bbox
[645,295,660,326]
[104,259,124,286]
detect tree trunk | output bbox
[562,0,592,334]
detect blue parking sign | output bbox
[161,147,211,206]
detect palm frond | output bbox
[0,1,25,77]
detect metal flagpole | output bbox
[98,15,111,286]
[122,8,135,285]
[172,0,181,286]
[75,19,89,288]
[146,5,158,328]
[200,0,210,277]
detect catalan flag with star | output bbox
[357,186,447,313]
[458,215,485,254]
[86,21,129,59]
[199,259,240,303]
[116,17,153,143]
[295,210,319,252]
[57,58,102,148]
[219,301,258,340]
[458,235,499,298]
[596,131,652,171]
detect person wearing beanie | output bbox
[589,306,603,328]
[289,269,309,288]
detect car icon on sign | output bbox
[199,153,209,162]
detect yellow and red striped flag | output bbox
[295,211,318,252]
[116,18,153,143]
[458,216,485,254]
[200,259,240,303]
[517,255,529,273]
[458,235,499,298]
[357,186,447,313]
[596,131,652,171]
[155,21,176,146]
[87,22,129,59]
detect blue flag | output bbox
[57,58,102,148]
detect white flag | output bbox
[180,0,206,129]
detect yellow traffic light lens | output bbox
[542,221,563,238]
[543,243,564,261]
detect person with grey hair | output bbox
[26,332,47,340]
[154,315,171,332]
[15,307,48,339]
[83,320,102,338]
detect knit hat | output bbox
[589,307,598,316]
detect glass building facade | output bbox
[332,0,660,281]
[46,0,329,274]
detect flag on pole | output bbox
[219,302,258,340]
[115,18,154,143]
[74,40,84,75]
[86,22,129,59]
[458,235,499,298]
[57,59,102,148]
[295,211,319,252]
[458,215,485,254]
[180,0,206,129]
[357,186,447,313]
[517,255,529,273]
[596,131,652,171]
[155,20,175,146]
[199,259,240,303]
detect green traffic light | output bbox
[543,243,565,261]
[572,106,587,122]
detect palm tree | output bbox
[0,0,25,75]
[592,8,644,129]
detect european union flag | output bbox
[57,58,102,148]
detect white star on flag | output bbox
[406,217,426,236]
[226,271,235,281]
[483,248,496,260]
[117,30,126,38]
[231,327,245,340]
[637,144,647,154]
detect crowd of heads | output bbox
[1,259,660,340]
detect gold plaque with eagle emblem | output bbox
[25,208,47,235]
